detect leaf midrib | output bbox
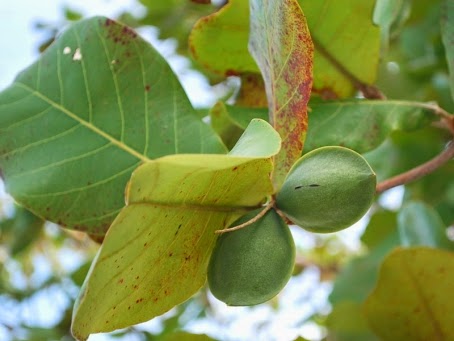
[16,82,150,163]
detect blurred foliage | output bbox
[3,0,454,340]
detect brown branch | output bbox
[376,139,454,194]
[414,102,454,134]
[312,37,386,100]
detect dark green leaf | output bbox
[305,100,435,153]
[0,17,226,236]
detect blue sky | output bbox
[0,0,142,90]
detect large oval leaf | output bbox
[0,17,226,236]
[364,247,454,341]
[210,100,435,154]
[71,119,280,339]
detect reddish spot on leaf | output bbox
[249,0,314,189]
[225,69,240,77]
[118,278,124,284]
[145,85,151,92]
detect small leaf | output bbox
[249,0,314,189]
[189,0,259,76]
[0,206,44,256]
[361,210,398,250]
[397,201,453,250]
[441,0,454,101]
[0,17,226,236]
[209,102,244,149]
[364,247,454,341]
[373,0,410,49]
[71,119,280,339]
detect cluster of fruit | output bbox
[208,146,377,306]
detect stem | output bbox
[312,37,386,100]
[376,139,454,194]
[215,200,274,234]
[414,102,454,134]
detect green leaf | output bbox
[140,0,215,56]
[364,247,454,341]
[364,127,451,182]
[327,301,379,341]
[249,0,314,189]
[373,0,410,49]
[305,0,380,98]
[209,102,244,149]
[0,17,226,236]
[397,202,453,250]
[331,213,400,304]
[189,0,379,99]
[361,210,398,250]
[210,100,435,155]
[305,100,435,153]
[0,205,44,256]
[71,119,280,339]
[441,0,454,101]
[189,0,259,76]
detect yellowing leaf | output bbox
[189,0,259,76]
[364,247,454,341]
[249,0,314,189]
[304,0,380,98]
[71,119,280,339]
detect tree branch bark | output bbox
[376,139,454,194]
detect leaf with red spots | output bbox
[364,247,454,340]
[248,0,314,189]
[0,17,226,237]
[71,119,281,340]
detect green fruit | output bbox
[276,146,376,233]
[208,208,295,306]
